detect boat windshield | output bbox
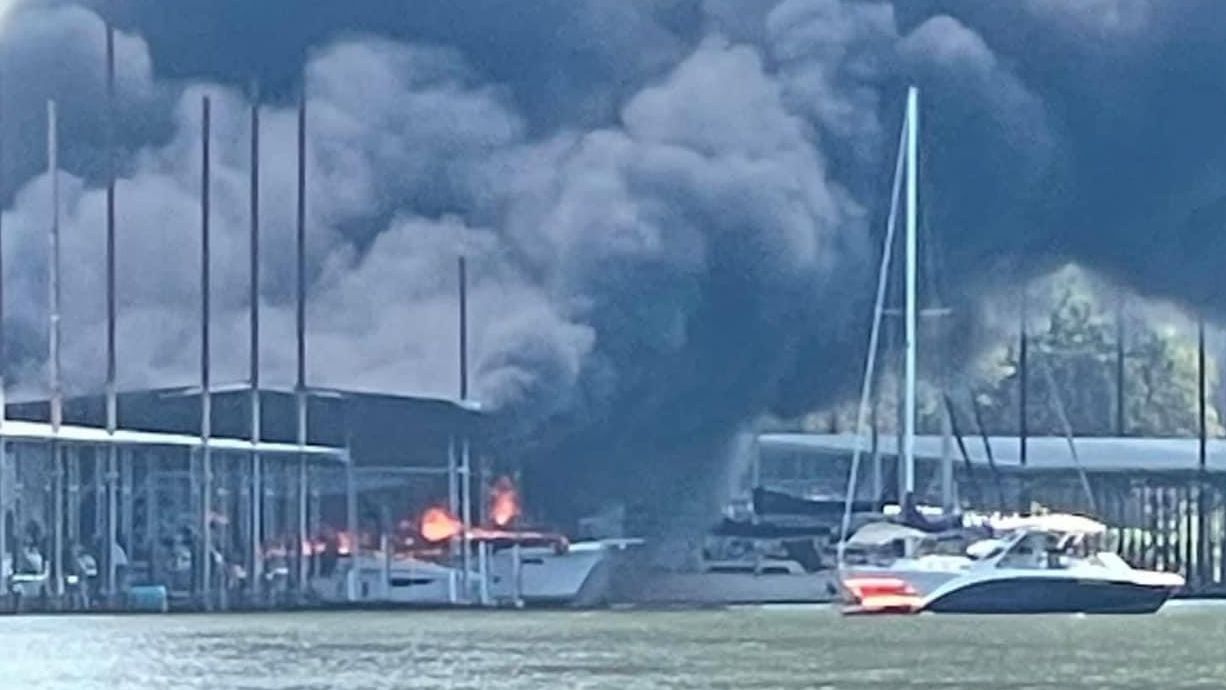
[997,530,1116,570]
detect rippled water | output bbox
[4,603,1226,689]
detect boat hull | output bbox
[630,571,837,606]
[489,542,613,607]
[924,576,1178,614]
[311,540,633,608]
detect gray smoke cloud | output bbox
[3,0,1226,523]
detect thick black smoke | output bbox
[3,0,1226,525]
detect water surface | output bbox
[3,603,1225,689]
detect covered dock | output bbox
[758,433,1226,595]
[0,385,490,612]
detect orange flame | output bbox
[490,476,521,528]
[420,506,464,543]
[336,531,354,556]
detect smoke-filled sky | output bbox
[2,0,1226,518]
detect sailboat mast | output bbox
[903,86,919,496]
[835,93,909,567]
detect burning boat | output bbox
[309,476,641,607]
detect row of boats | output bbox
[297,493,1184,614]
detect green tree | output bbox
[786,264,1220,438]
[970,265,1220,437]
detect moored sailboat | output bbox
[835,86,1183,615]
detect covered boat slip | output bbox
[0,386,494,613]
[758,432,1226,596]
[0,402,350,613]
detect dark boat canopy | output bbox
[752,487,875,519]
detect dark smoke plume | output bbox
[3,0,1226,525]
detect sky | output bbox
[2,0,1226,520]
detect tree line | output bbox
[777,265,1221,438]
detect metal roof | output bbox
[4,385,484,468]
[0,418,347,460]
[759,433,1226,473]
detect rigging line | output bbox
[968,389,1008,510]
[942,393,982,508]
[1038,353,1098,513]
[837,105,909,570]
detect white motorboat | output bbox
[841,513,1184,613]
[919,515,1183,614]
[311,552,477,606]
[488,538,642,607]
[310,537,640,608]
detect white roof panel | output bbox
[0,419,346,460]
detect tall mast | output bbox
[48,99,64,600]
[104,17,120,602]
[459,255,468,401]
[835,100,908,567]
[199,95,213,609]
[48,100,61,434]
[295,94,307,438]
[248,89,264,599]
[104,25,117,440]
[294,93,309,596]
[902,86,919,497]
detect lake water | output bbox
[3,603,1226,689]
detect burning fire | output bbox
[489,476,521,528]
[336,530,354,556]
[420,506,464,543]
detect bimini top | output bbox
[988,513,1107,536]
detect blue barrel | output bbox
[126,585,169,613]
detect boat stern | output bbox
[839,575,922,615]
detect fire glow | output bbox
[416,504,567,551]
[489,476,521,528]
[420,506,464,542]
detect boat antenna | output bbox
[836,89,911,570]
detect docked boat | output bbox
[839,519,974,601]
[629,544,837,607]
[487,538,642,607]
[311,552,476,606]
[309,536,640,608]
[625,489,847,606]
